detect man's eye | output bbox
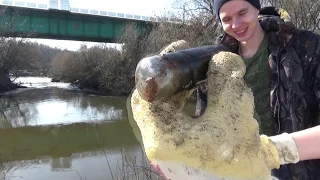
[222,18,230,22]
[239,11,247,15]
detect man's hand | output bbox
[130,40,299,180]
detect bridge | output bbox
[0,1,181,42]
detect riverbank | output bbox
[0,73,18,93]
[0,76,121,97]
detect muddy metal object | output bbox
[135,44,230,102]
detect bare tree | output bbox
[171,0,222,41]
[0,6,35,92]
[50,50,73,80]
[33,44,62,76]
[172,0,215,18]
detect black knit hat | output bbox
[213,0,261,19]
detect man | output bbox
[196,0,320,179]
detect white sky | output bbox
[2,0,177,51]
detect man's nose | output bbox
[232,18,241,29]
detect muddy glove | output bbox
[266,133,299,164]
[130,40,299,180]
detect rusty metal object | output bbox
[135,44,230,102]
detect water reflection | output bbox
[0,85,164,179]
[0,120,139,163]
[0,88,128,127]
[3,146,155,180]
[0,95,35,128]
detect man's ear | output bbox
[255,8,260,17]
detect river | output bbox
[0,77,195,180]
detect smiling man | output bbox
[218,0,264,59]
[194,0,320,179]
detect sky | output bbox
[1,0,177,51]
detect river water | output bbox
[0,77,195,180]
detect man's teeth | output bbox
[236,28,246,33]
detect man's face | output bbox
[219,0,260,42]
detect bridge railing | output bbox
[70,7,183,23]
[1,0,183,23]
[2,0,48,9]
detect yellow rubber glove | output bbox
[130,40,299,180]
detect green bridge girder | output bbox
[0,5,153,42]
